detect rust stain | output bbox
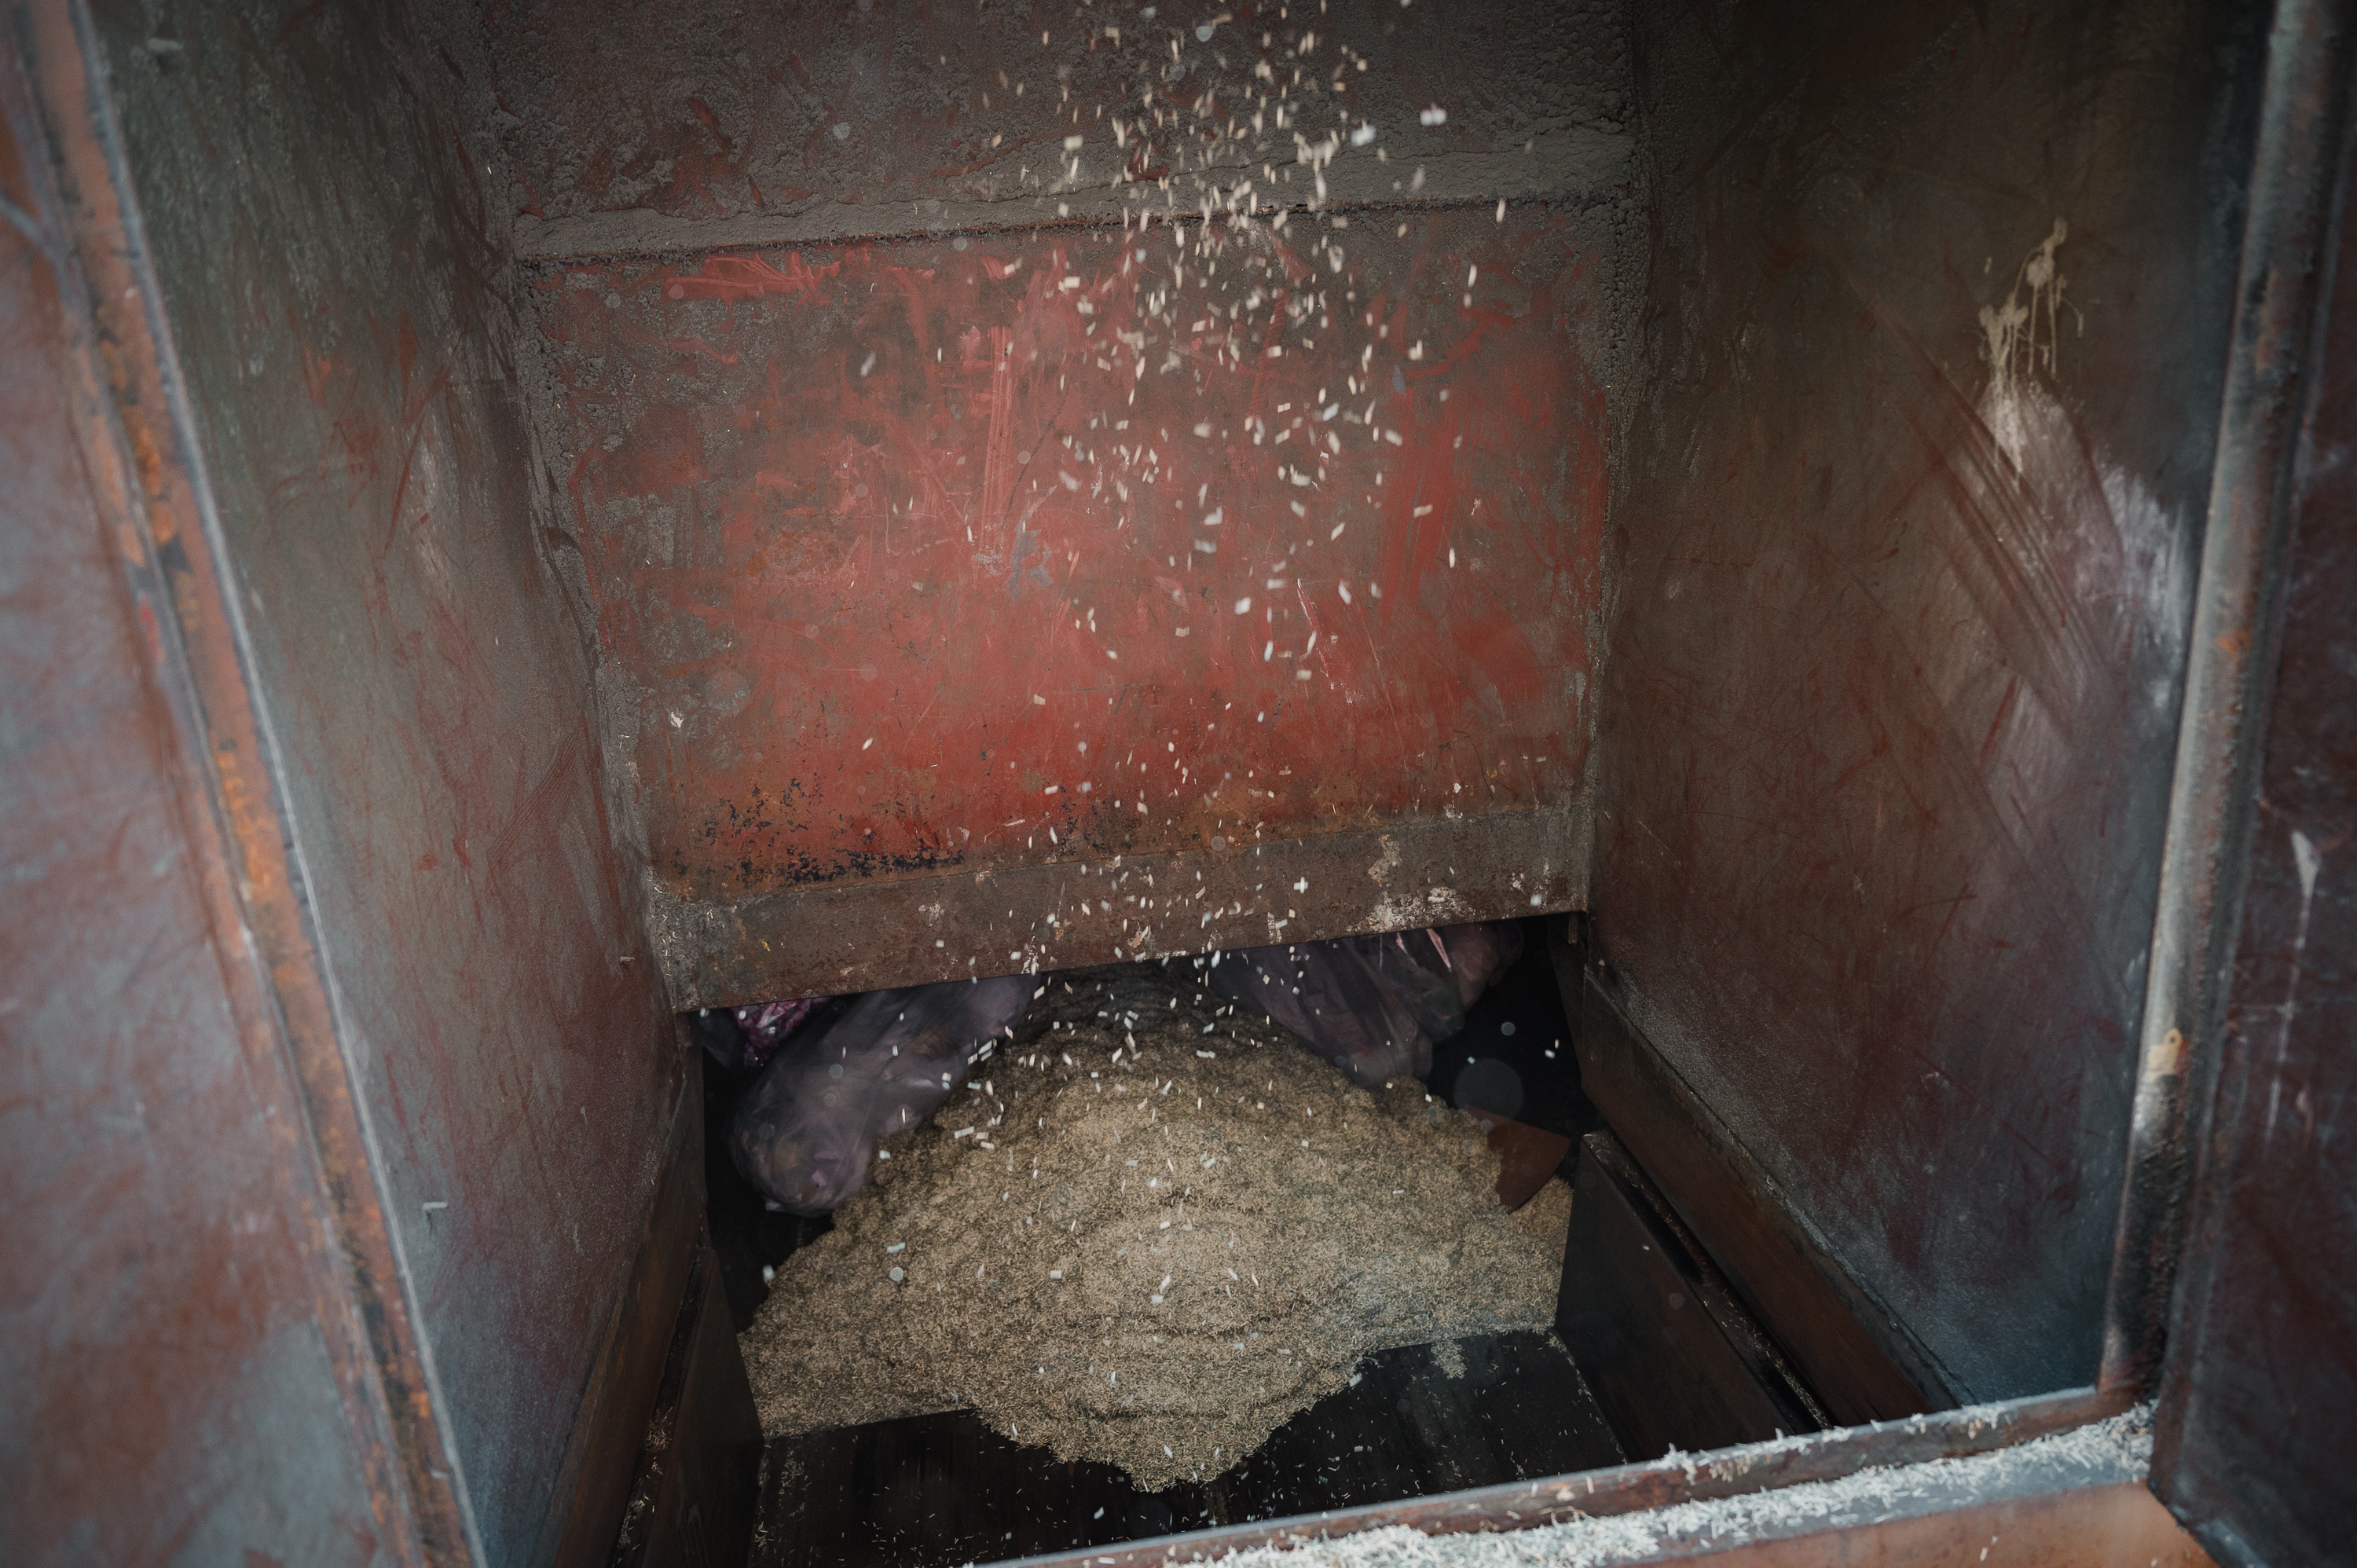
[22,4,467,1559]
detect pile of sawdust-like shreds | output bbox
[739,962,1567,1492]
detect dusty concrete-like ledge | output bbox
[649,807,1589,1009]
[515,129,1630,262]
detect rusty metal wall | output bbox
[0,24,399,1564]
[1591,0,2264,1404]
[483,0,1640,1006]
[2153,49,2356,1564]
[78,1,679,1560]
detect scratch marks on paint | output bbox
[2264,829,2326,1147]
[663,251,839,303]
[537,211,1605,897]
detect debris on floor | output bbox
[739,962,1567,1491]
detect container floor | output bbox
[750,1329,1622,1568]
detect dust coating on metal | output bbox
[658,809,1583,1009]
[990,1387,2128,1568]
[1112,1409,2160,1568]
[483,0,1634,258]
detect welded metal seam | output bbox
[27,2,489,1560]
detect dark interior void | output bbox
[702,920,1618,1563]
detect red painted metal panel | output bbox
[533,208,1608,907]
[81,2,679,1559]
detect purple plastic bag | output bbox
[1208,921,1523,1088]
[728,975,1033,1215]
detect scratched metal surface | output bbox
[530,208,1611,1004]
[87,2,678,1561]
[535,208,1604,890]
[1592,0,2264,1405]
[482,0,1634,253]
[0,33,391,1566]
[491,0,1633,1004]
[2153,97,2356,1568]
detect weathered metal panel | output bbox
[609,1245,762,1568]
[533,207,1611,1001]
[484,0,1637,1003]
[1557,1132,1829,1459]
[2098,0,2355,1423]
[1577,965,1948,1423]
[1593,0,2264,1404]
[0,17,396,1563]
[663,811,1582,1009]
[79,1,678,1560]
[2153,23,2357,1561]
[544,1080,707,1568]
[482,0,1636,255]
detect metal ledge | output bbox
[650,807,1589,1009]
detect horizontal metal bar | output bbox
[651,808,1587,1009]
[512,128,1629,261]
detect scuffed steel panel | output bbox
[533,207,1607,929]
[0,42,392,1568]
[483,0,1633,250]
[88,2,676,1561]
[1593,0,2263,1405]
[665,811,1583,1009]
[2153,108,2356,1568]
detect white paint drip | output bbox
[1979,218,2073,401]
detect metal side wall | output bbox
[1592,0,2266,1404]
[2153,11,2357,1558]
[0,20,402,1563]
[77,1,678,1560]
